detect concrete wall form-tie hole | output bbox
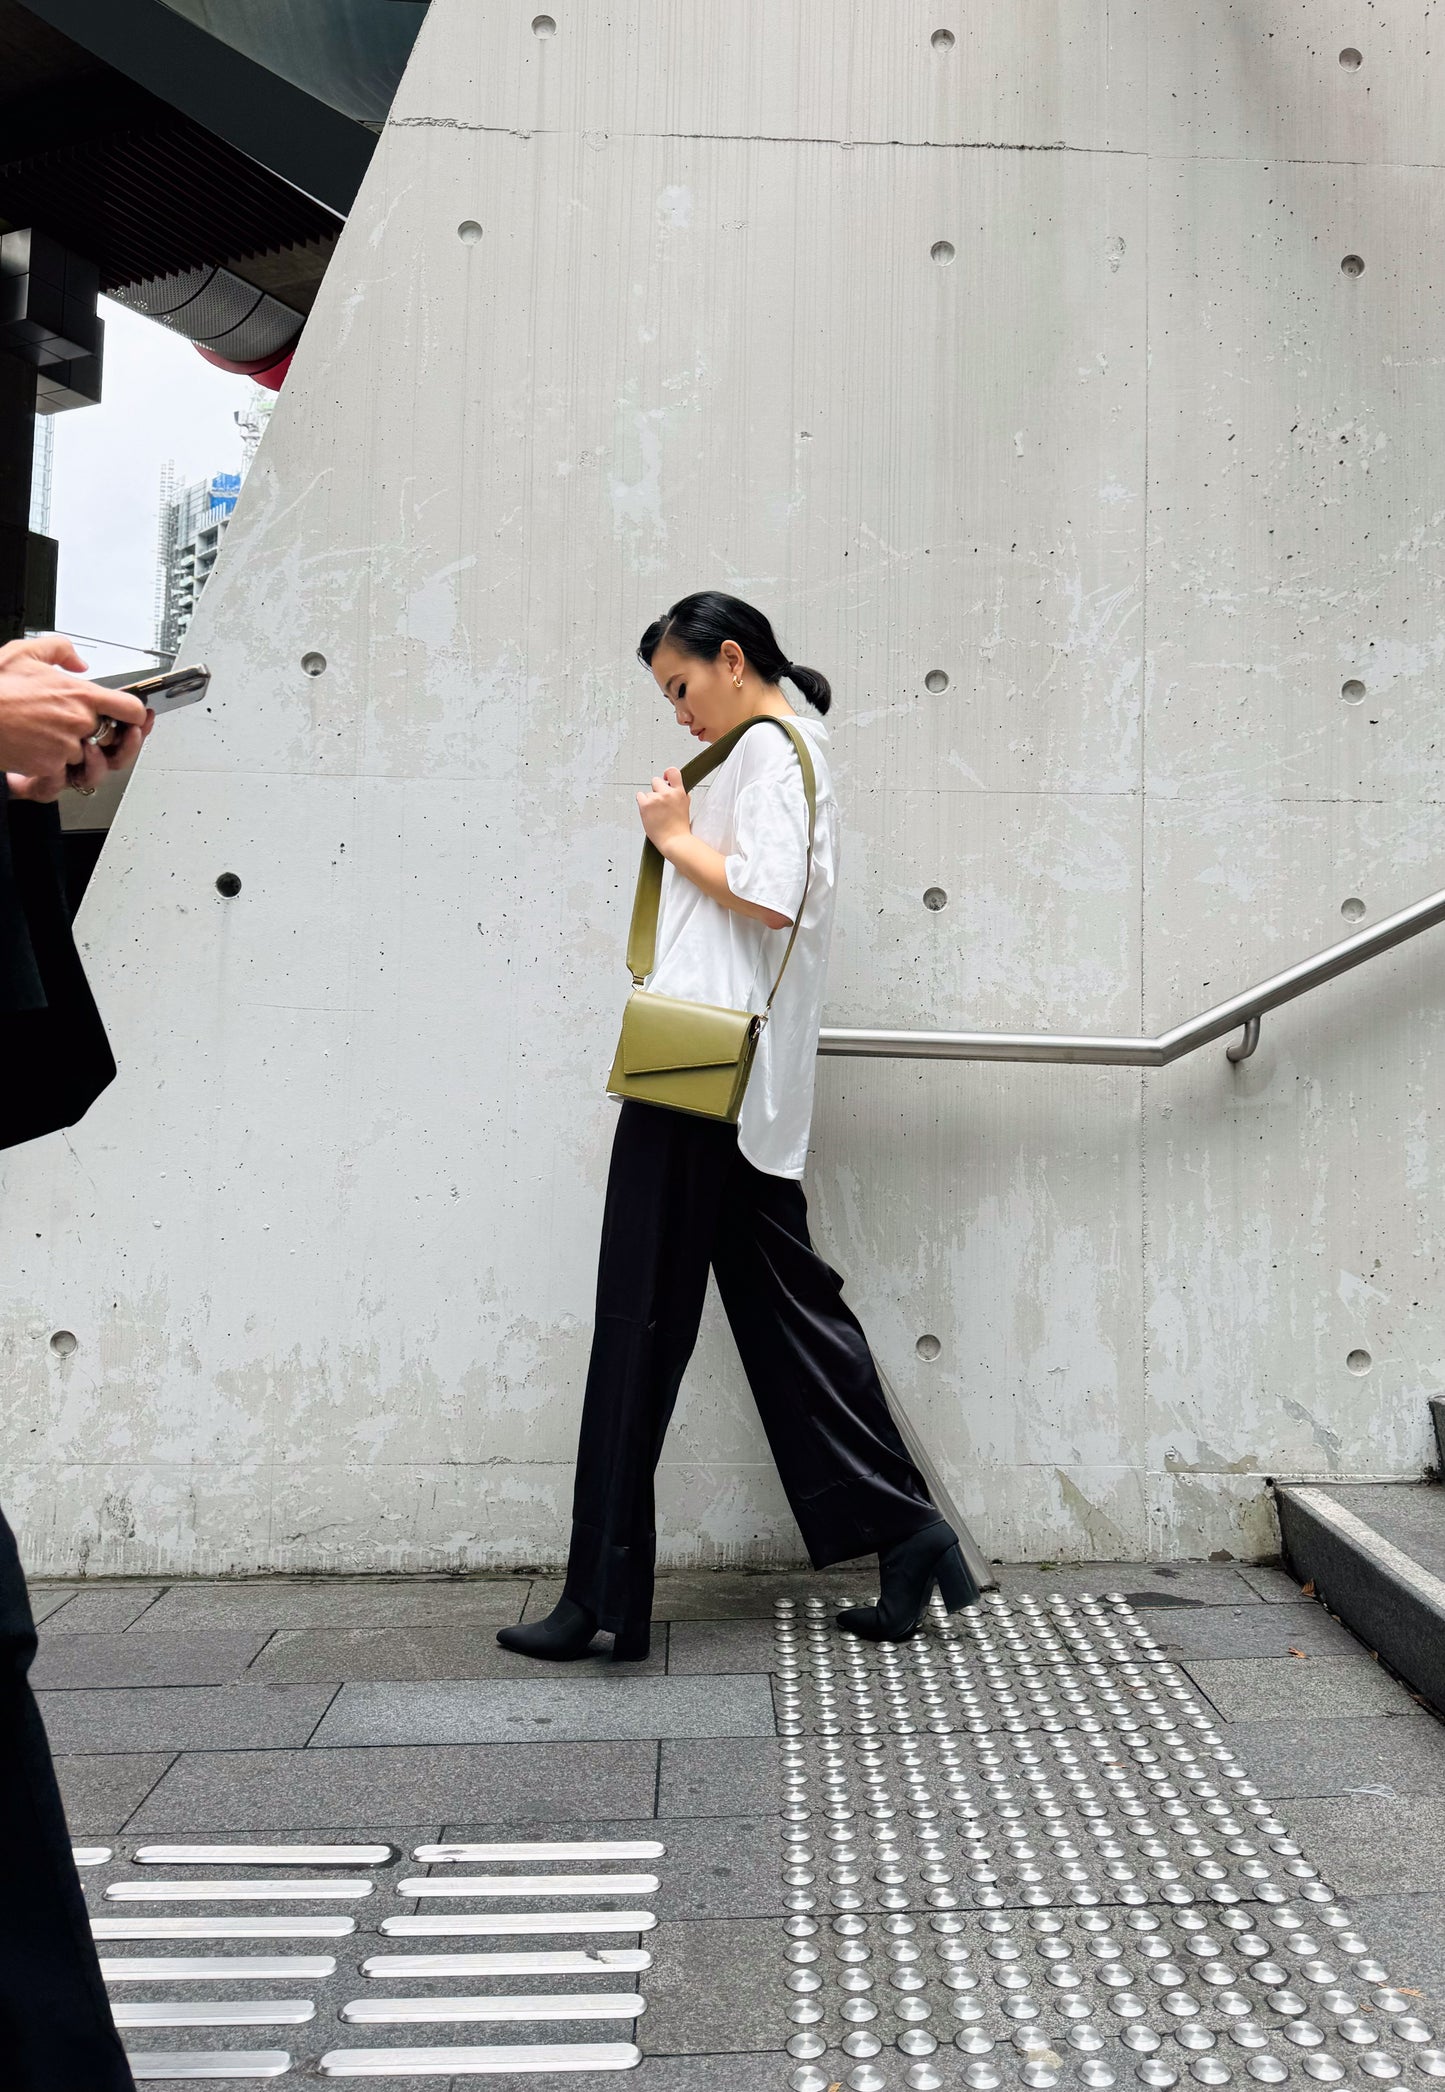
[1339,47,1363,68]
[1341,680,1366,704]
[923,887,947,911]
[916,1335,942,1362]
[931,241,955,265]
[1341,255,1365,276]
[532,13,556,34]
[931,28,956,49]
[457,221,484,244]
[1347,1349,1372,1375]
[216,873,242,898]
[301,652,327,677]
[924,669,949,694]
[49,1330,78,1358]
[1340,897,1366,922]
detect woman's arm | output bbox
[637,767,793,930]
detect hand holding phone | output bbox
[88,664,210,750]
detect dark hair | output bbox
[637,590,832,714]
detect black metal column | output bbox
[0,347,40,644]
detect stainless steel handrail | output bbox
[818,883,1445,1065]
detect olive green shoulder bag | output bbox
[605,714,818,1122]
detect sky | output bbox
[45,298,254,681]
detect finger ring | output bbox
[74,784,97,797]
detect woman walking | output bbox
[498,592,978,1663]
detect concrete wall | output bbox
[4,1,1444,1575]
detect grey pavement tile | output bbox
[1141,1601,1367,1662]
[666,1619,776,1675]
[42,1585,168,1631]
[640,1917,784,2053]
[102,1892,779,2092]
[54,1752,174,1834]
[248,1623,667,1683]
[36,1683,338,1755]
[31,1630,271,1689]
[1223,1714,1445,1798]
[309,1675,776,1747]
[1180,1655,1426,1722]
[647,1814,783,1920]
[228,2040,782,2092]
[1336,1891,1445,2014]
[525,1567,874,1622]
[1236,1561,1315,1604]
[1283,1793,1445,1895]
[132,1578,533,1632]
[427,2059,787,2092]
[994,1560,1266,1608]
[425,1812,780,1920]
[658,1737,782,1818]
[563,2060,784,2091]
[26,1584,79,1624]
[127,1741,660,1831]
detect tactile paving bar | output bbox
[339,1991,645,2023]
[317,2043,642,2076]
[126,2054,291,2081]
[102,1957,337,1981]
[107,1878,374,1901]
[73,1844,112,1866]
[380,1910,656,1937]
[95,1915,356,1940]
[396,1873,656,1899]
[85,1837,663,2078]
[360,1949,652,1978]
[114,2001,317,2028]
[771,1588,1445,2092]
[413,1841,664,1864]
[134,1845,393,1867]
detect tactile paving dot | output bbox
[773,1588,1442,2088]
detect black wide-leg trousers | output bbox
[561,1099,942,1633]
[0,1506,135,2090]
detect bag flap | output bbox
[620,990,757,1076]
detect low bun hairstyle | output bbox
[638,591,832,715]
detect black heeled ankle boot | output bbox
[836,1518,980,1643]
[496,1597,651,1663]
[496,1596,599,1661]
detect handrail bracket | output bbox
[1226,1016,1260,1064]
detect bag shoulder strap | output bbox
[625,714,818,1008]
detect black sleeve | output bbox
[0,787,117,1149]
[0,784,52,1012]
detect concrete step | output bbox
[1275,1478,1445,1715]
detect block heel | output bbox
[611,1619,651,1661]
[837,1518,969,1643]
[934,1542,978,1614]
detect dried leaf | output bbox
[1287,1647,1307,1658]
[1300,1579,1316,1596]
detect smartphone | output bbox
[90,664,210,748]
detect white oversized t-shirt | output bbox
[639,713,838,1179]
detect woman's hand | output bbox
[7,705,155,802]
[637,767,692,854]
